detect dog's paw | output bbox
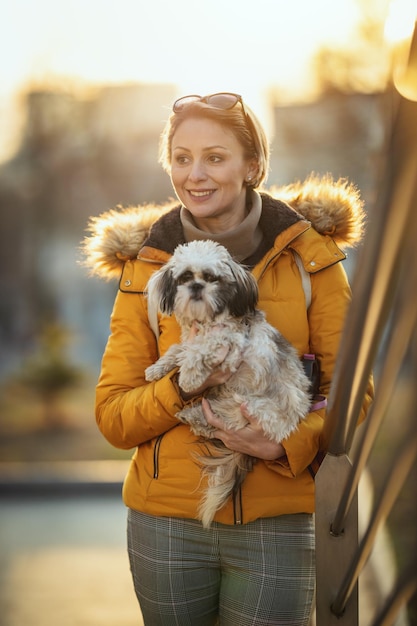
[178,345,230,391]
[203,343,230,369]
[177,363,212,392]
[145,363,165,381]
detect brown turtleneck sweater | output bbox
[180,190,263,263]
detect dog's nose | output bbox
[190,282,204,299]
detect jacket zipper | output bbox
[233,486,243,525]
[153,434,164,478]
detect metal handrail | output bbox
[372,558,417,626]
[322,91,417,458]
[330,237,417,537]
[315,20,417,625]
[332,429,417,617]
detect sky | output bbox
[0,0,415,161]
[1,0,364,98]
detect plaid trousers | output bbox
[127,509,315,626]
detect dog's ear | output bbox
[146,265,177,315]
[228,264,258,317]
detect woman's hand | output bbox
[202,398,286,461]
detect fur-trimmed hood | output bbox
[81,174,365,280]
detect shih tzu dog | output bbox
[145,240,311,528]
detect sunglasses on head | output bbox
[173,92,247,115]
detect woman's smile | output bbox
[188,189,216,198]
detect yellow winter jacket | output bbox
[83,176,373,525]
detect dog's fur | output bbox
[145,240,311,527]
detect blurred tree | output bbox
[17,323,83,429]
[0,83,174,377]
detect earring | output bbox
[246,176,252,183]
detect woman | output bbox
[83,92,373,625]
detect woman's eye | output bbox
[174,155,190,165]
[208,154,222,163]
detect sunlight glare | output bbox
[2,0,361,100]
[384,0,417,100]
[384,0,417,42]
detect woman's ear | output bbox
[245,159,259,184]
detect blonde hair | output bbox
[159,99,270,188]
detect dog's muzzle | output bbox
[190,282,204,300]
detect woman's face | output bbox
[170,117,257,232]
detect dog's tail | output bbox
[195,446,254,528]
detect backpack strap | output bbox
[147,292,160,340]
[147,289,160,357]
[292,251,312,310]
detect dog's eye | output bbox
[203,272,218,283]
[177,271,194,284]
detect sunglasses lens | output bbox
[205,93,240,110]
[173,95,201,112]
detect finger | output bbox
[202,398,223,428]
[201,397,213,420]
[215,344,230,364]
[240,401,256,422]
[239,403,264,433]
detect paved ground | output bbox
[0,461,143,626]
[0,494,144,626]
